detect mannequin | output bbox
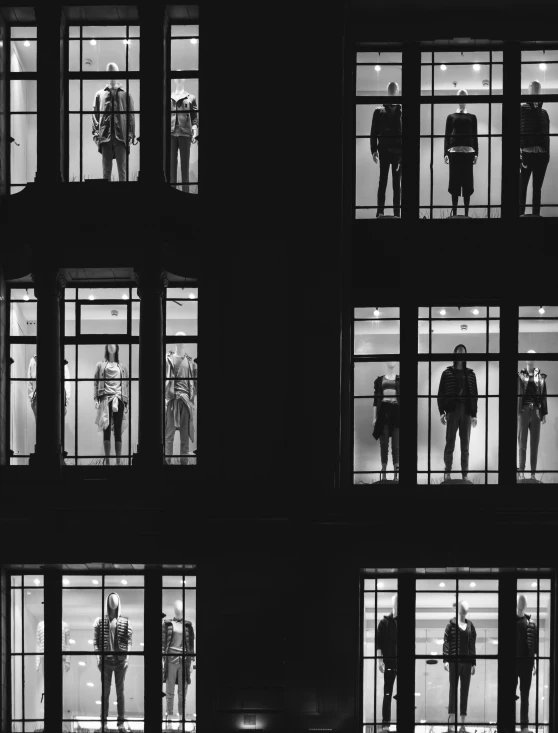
[36,621,71,705]
[92,63,135,181]
[520,80,550,216]
[444,90,478,216]
[376,593,398,732]
[162,600,195,724]
[170,74,198,192]
[438,345,478,481]
[28,355,71,420]
[443,600,477,731]
[94,344,129,465]
[93,592,133,732]
[370,81,402,217]
[165,333,197,464]
[517,350,548,481]
[516,594,538,732]
[372,361,400,481]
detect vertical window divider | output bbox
[488,51,493,218]
[79,26,83,183]
[430,52,434,220]
[485,312,489,483]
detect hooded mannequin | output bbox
[443,600,477,729]
[170,73,198,192]
[444,89,478,217]
[92,63,136,181]
[165,333,197,464]
[516,593,538,732]
[372,361,400,481]
[370,81,402,217]
[93,592,133,731]
[94,344,129,465]
[162,599,196,722]
[376,593,398,732]
[517,350,548,481]
[520,80,550,216]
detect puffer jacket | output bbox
[92,84,135,151]
[170,93,198,137]
[520,102,550,151]
[518,368,548,416]
[376,613,397,668]
[443,617,477,665]
[93,360,129,403]
[516,613,538,657]
[437,366,478,417]
[93,592,132,662]
[370,104,402,154]
[162,617,195,683]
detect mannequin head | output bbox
[517,593,528,614]
[392,593,398,618]
[173,332,187,356]
[175,72,186,90]
[106,62,119,86]
[457,88,468,110]
[173,599,184,619]
[387,81,399,97]
[107,592,120,618]
[457,599,469,618]
[105,344,120,362]
[453,343,467,369]
[386,361,398,370]
[529,80,542,95]
[526,349,536,370]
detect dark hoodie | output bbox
[376,613,397,668]
[370,105,402,155]
[437,366,478,417]
[93,591,133,662]
[443,617,477,665]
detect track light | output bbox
[122,292,129,300]
[190,38,198,45]
[473,63,481,71]
[539,306,545,315]
[375,65,381,71]
[88,291,95,301]
[539,63,547,71]
[373,307,380,317]
[439,309,446,316]
[23,289,30,301]
[472,308,479,315]
[440,64,447,71]
[24,40,31,47]
[89,39,97,46]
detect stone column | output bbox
[29,269,65,468]
[133,267,167,467]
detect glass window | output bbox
[517,305,558,483]
[420,50,502,218]
[520,47,558,216]
[63,287,139,465]
[355,47,403,218]
[162,575,197,731]
[9,26,37,193]
[68,25,139,182]
[354,307,400,484]
[62,574,144,731]
[164,287,198,465]
[168,21,199,193]
[417,306,500,484]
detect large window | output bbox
[9,26,37,194]
[68,25,139,182]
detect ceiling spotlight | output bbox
[440,64,447,71]
[89,39,97,46]
[63,578,70,586]
[92,579,99,585]
[473,63,481,71]
[531,581,537,587]
[24,40,31,47]
[373,307,380,317]
[189,293,196,299]
[539,63,547,71]
[122,293,129,299]
[79,661,86,666]
[121,579,128,585]
[439,309,446,316]
[87,682,94,687]
[190,38,198,45]
[377,582,384,589]
[539,306,545,315]
[87,639,94,645]
[88,293,95,301]
[123,39,131,45]
[34,578,41,586]
[375,65,381,71]
[95,701,101,706]
[69,639,76,644]
[472,308,479,315]
[439,582,446,587]
[470,581,476,587]
[23,289,30,301]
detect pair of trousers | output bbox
[380,424,399,466]
[448,662,472,716]
[520,152,549,215]
[166,659,189,715]
[382,667,397,725]
[517,404,541,473]
[377,150,401,216]
[102,659,127,726]
[103,397,124,443]
[444,402,472,473]
[170,135,191,192]
[516,660,534,726]
[101,139,127,181]
[165,400,191,464]
[448,151,475,197]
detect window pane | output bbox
[10,40,36,72]
[11,27,37,39]
[356,56,402,96]
[171,25,199,37]
[80,303,129,335]
[171,37,199,71]
[521,60,558,91]
[165,299,198,336]
[10,300,36,337]
[519,316,558,352]
[354,319,400,355]
[10,80,36,111]
[10,114,36,184]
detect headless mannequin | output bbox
[165,333,195,464]
[171,76,198,192]
[444,600,476,729]
[95,344,128,465]
[377,594,398,733]
[445,90,478,216]
[517,594,537,733]
[165,600,190,722]
[373,361,399,481]
[517,350,546,481]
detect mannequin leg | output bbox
[451,194,459,217]
[114,141,127,182]
[178,136,192,193]
[444,411,458,477]
[531,154,549,216]
[377,153,389,215]
[458,404,472,479]
[518,408,529,476]
[165,403,176,463]
[170,135,179,189]
[463,194,470,217]
[166,661,179,717]
[113,401,124,465]
[179,407,190,466]
[380,424,389,480]
[459,663,472,721]
[519,154,533,215]
[529,408,541,476]
[381,667,397,729]
[391,426,400,480]
[100,142,113,180]
[391,154,401,217]
[517,660,534,729]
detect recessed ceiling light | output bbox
[439,309,446,316]
[473,63,481,71]
[92,579,99,585]
[34,578,41,586]
[190,38,198,45]
[414,692,421,696]
[531,581,537,587]
[122,293,129,299]
[79,661,86,666]
[23,289,30,301]
[440,64,447,71]
[373,308,380,317]
[95,701,101,705]
[24,40,31,47]
[539,306,545,315]
[69,639,76,644]
[374,65,381,71]
[472,308,479,315]
[188,293,195,299]
[87,639,94,645]
[121,579,128,585]
[88,293,95,301]
[539,63,547,71]
[470,581,476,587]
[123,39,131,45]
[439,582,446,587]
[377,582,384,589]
[87,682,94,687]
[63,578,70,586]
[90,39,97,46]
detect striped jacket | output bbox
[443,617,477,665]
[517,613,538,657]
[162,618,195,683]
[520,102,550,151]
[437,366,478,417]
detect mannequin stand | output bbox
[517,477,543,483]
[448,214,471,219]
[440,478,473,484]
[520,214,543,217]
[376,214,400,218]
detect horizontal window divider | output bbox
[416,354,501,359]
[7,73,38,80]
[420,61,503,66]
[67,72,142,79]
[419,95,504,102]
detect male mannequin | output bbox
[520,81,550,216]
[92,63,135,181]
[170,74,198,191]
[162,600,195,724]
[36,621,71,705]
[370,82,402,217]
[444,89,478,216]
[165,333,197,464]
[438,345,478,481]
[93,592,133,732]
[372,362,400,481]
[517,350,548,481]
[376,593,398,732]
[516,594,538,732]
[28,355,71,420]
[94,344,129,465]
[443,600,477,731]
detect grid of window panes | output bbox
[355,48,403,218]
[162,575,197,731]
[10,574,45,731]
[415,577,499,732]
[420,49,503,218]
[167,24,199,193]
[362,578,399,732]
[417,306,500,484]
[68,25,139,182]
[164,287,198,465]
[8,286,37,464]
[61,574,145,732]
[353,307,400,484]
[516,578,552,732]
[9,26,37,194]
[520,47,558,216]
[63,286,139,465]
[517,305,558,483]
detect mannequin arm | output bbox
[444,115,452,159]
[472,114,479,158]
[190,95,198,132]
[92,92,101,142]
[64,364,71,404]
[127,92,136,143]
[369,109,379,155]
[28,358,35,402]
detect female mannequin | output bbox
[170,75,198,192]
[443,600,477,731]
[444,89,478,216]
[94,344,129,465]
[517,350,548,481]
[372,361,400,481]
